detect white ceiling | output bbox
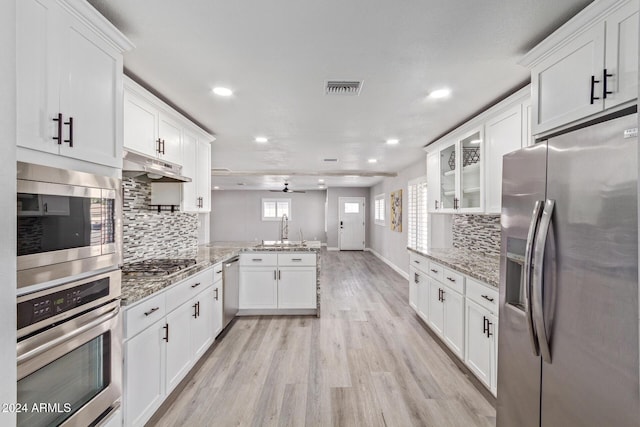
[89,0,593,191]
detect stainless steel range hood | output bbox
[122,150,191,183]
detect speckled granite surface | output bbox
[407,247,500,288]
[121,241,322,306]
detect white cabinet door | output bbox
[427,279,444,335]
[212,282,223,337]
[416,270,429,322]
[16,0,61,156]
[485,105,523,214]
[531,22,605,135]
[58,10,122,168]
[277,267,316,309]
[124,90,158,157]
[124,319,165,427]
[465,299,493,388]
[457,127,484,213]
[191,286,214,359]
[409,267,418,311]
[442,287,465,358]
[165,302,193,392]
[196,140,211,212]
[158,113,183,166]
[438,142,457,212]
[426,150,440,213]
[604,0,639,109]
[239,267,278,309]
[181,131,199,212]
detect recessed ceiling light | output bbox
[345,175,360,178]
[318,179,325,183]
[429,88,451,99]
[255,136,268,143]
[213,186,220,190]
[386,139,399,145]
[212,87,233,97]
[318,185,325,189]
[368,158,377,164]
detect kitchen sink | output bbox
[256,240,307,248]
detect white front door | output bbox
[338,197,365,250]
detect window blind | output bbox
[408,178,428,252]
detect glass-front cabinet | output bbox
[438,127,484,213]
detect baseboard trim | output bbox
[327,247,339,251]
[365,248,410,280]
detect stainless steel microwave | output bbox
[17,162,122,289]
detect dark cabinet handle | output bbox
[414,273,419,284]
[278,270,281,280]
[43,203,48,213]
[191,282,201,288]
[481,294,495,303]
[216,270,222,274]
[214,288,219,301]
[292,258,302,261]
[487,320,493,337]
[156,138,162,154]
[197,301,200,317]
[161,139,165,154]
[64,116,73,147]
[483,316,488,335]
[590,75,601,104]
[144,307,159,316]
[53,113,62,144]
[441,289,445,302]
[193,302,198,318]
[413,260,420,264]
[163,323,169,342]
[446,277,456,283]
[435,200,439,210]
[430,269,438,273]
[274,270,277,280]
[252,258,263,262]
[453,197,459,209]
[603,69,613,99]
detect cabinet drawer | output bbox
[212,263,223,283]
[466,278,498,314]
[166,268,214,313]
[124,292,166,339]
[442,268,465,294]
[409,252,429,274]
[277,253,316,267]
[427,261,444,281]
[239,253,278,266]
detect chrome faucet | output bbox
[280,214,289,241]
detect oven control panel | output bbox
[18,277,111,330]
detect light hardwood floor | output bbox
[150,250,496,427]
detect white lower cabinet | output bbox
[239,253,317,312]
[408,254,498,395]
[124,268,219,427]
[465,299,496,389]
[124,317,165,427]
[427,278,464,358]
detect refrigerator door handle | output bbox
[532,199,555,364]
[524,200,544,356]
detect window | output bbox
[262,198,291,221]
[344,202,360,213]
[408,177,428,252]
[374,194,385,226]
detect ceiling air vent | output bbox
[325,81,363,96]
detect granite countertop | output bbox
[121,241,322,306]
[407,247,500,288]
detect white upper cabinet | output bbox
[158,113,183,166]
[424,86,529,215]
[181,131,212,213]
[523,0,638,136]
[17,0,132,170]
[485,105,523,214]
[437,128,484,214]
[124,90,158,156]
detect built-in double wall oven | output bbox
[17,162,122,290]
[16,162,123,426]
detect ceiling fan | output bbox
[270,182,306,193]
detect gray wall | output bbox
[368,159,426,275]
[210,190,327,243]
[326,187,370,248]
[1,2,17,422]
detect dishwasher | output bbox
[222,256,239,329]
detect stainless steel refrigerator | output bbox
[497,110,639,427]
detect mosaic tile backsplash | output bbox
[452,214,501,257]
[123,178,198,263]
